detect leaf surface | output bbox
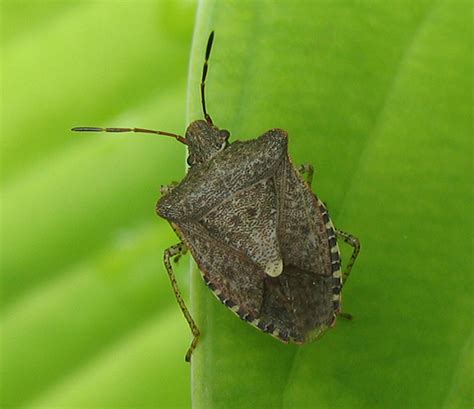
[188,1,472,408]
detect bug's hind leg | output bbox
[164,243,199,362]
[335,230,359,320]
[296,164,314,187]
[335,229,360,285]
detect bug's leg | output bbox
[297,164,314,186]
[335,229,360,285]
[164,243,200,362]
[173,245,188,264]
[335,230,359,320]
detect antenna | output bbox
[201,31,215,125]
[72,33,217,141]
[71,127,187,145]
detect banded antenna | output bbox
[201,31,215,125]
[71,31,217,141]
[71,127,187,144]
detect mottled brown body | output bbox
[72,31,359,361]
[157,126,342,343]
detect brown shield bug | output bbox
[73,32,360,362]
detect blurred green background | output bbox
[2,1,196,407]
[1,1,472,409]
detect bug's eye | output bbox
[219,129,230,140]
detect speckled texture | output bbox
[157,124,341,343]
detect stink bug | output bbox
[73,32,360,362]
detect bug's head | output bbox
[185,119,230,166]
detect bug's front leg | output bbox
[164,243,200,362]
[296,164,314,187]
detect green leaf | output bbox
[188,1,472,408]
